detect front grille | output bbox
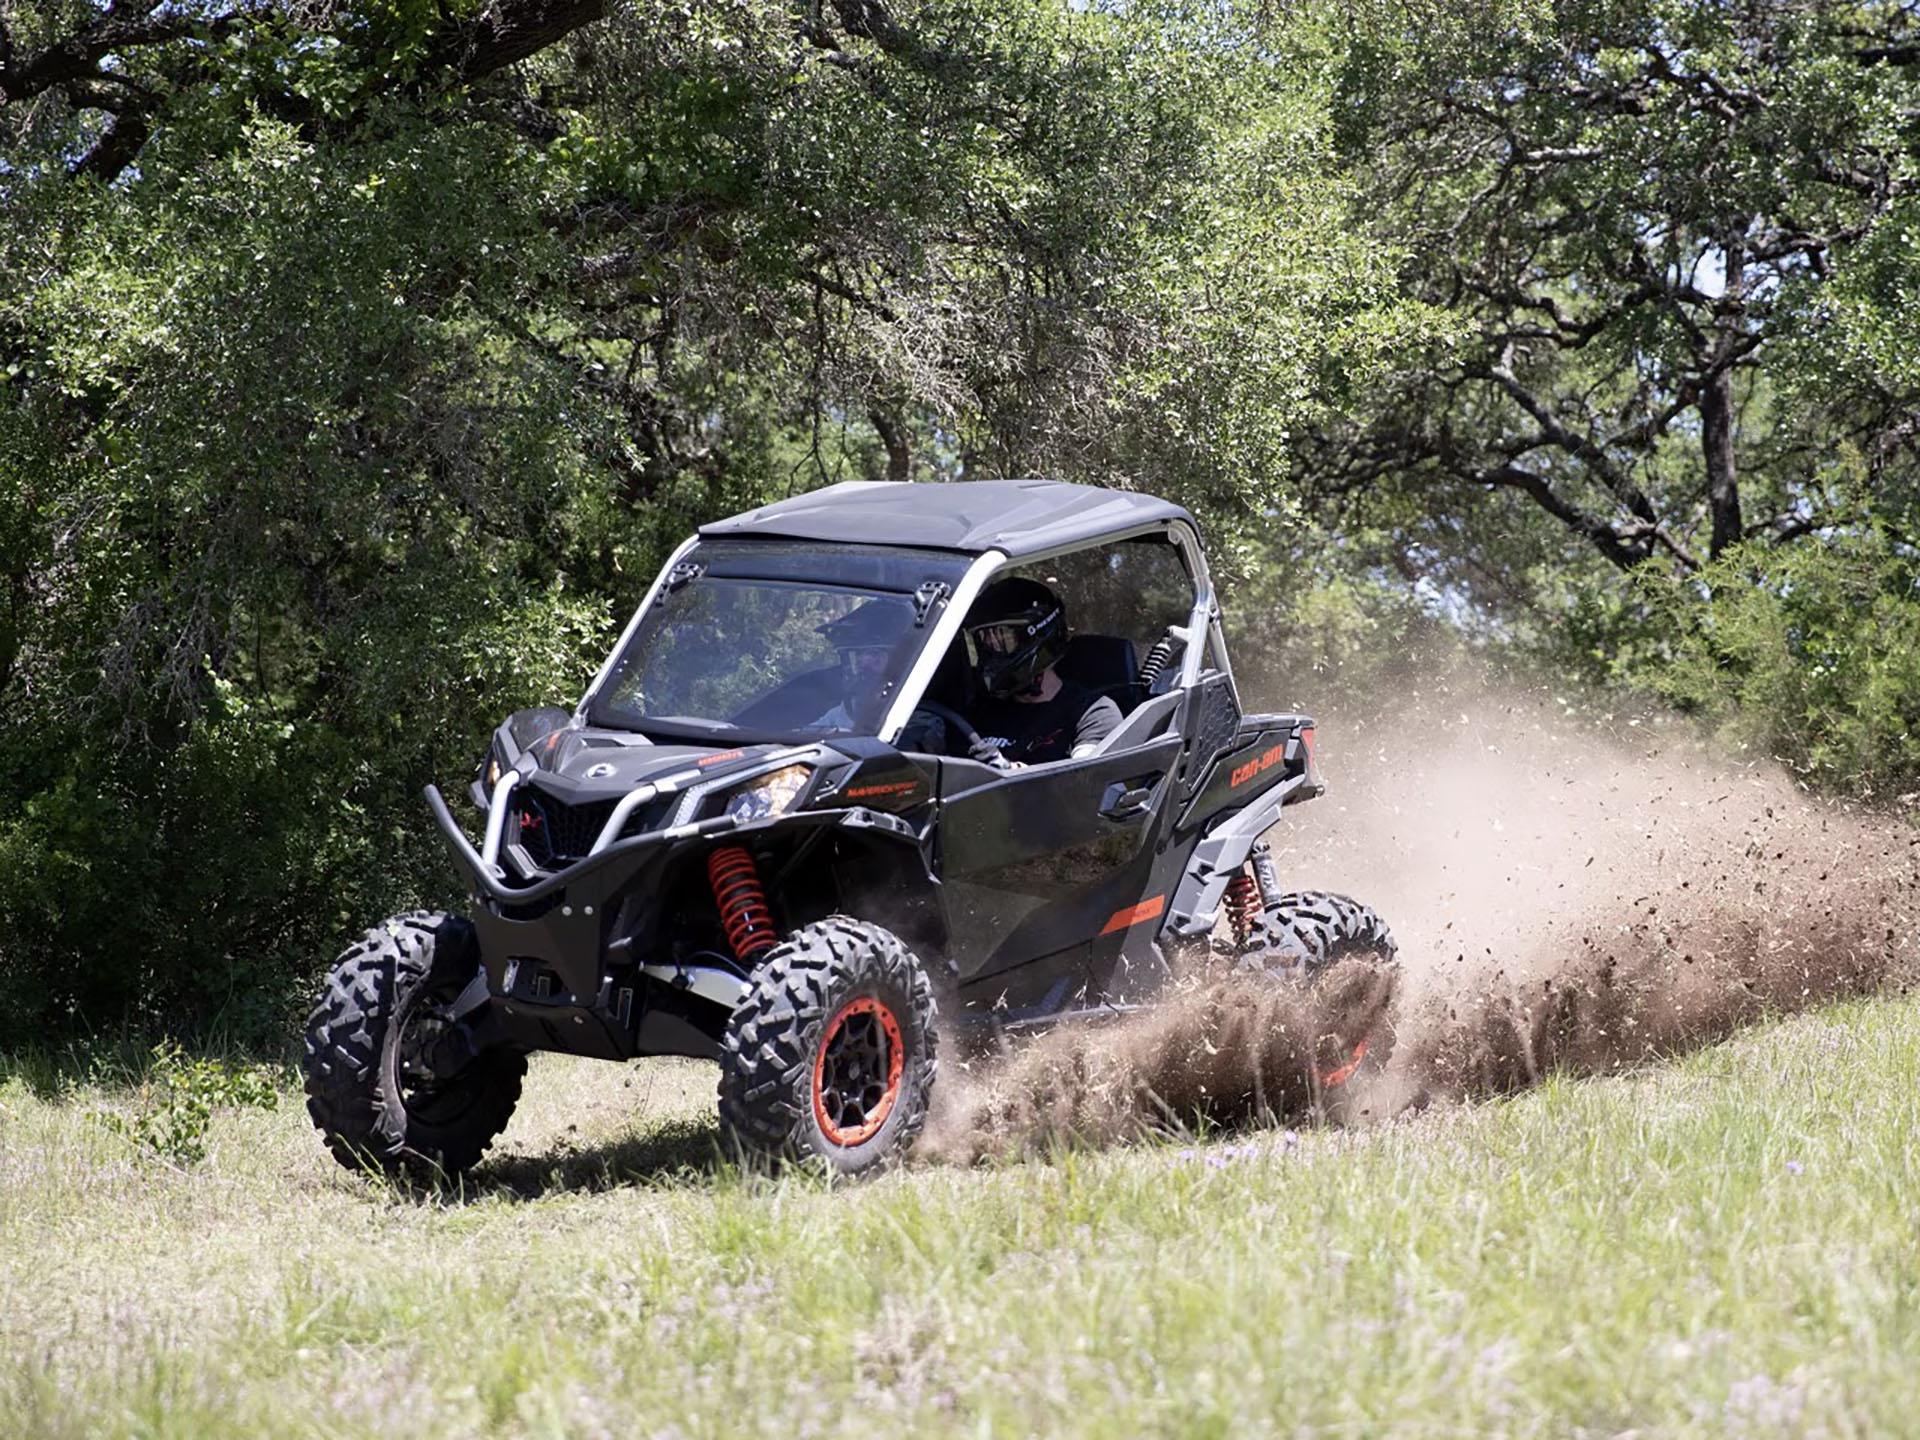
[516,792,620,868]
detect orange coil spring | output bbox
[708,846,778,962]
[1225,869,1261,947]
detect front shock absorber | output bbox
[707,846,778,963]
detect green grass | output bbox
[4,997,1918,1438]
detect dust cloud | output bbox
[924,673,1920,1162]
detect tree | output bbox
[0,0,1410,1039]
[1308,0,1920,598]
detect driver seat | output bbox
[1054,634,1141,714]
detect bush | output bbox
[93,1041,281,1167]
[1615,534,1920,798]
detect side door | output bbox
[936,730,1185,1005]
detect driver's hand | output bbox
[968,736,1014,770]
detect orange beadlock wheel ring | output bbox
[811,995,905,1147]
[1315,1038,1370,1090]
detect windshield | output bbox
[587,557,957,742]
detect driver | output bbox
[963,577,1119,767]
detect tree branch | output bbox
[0,8,240,105]
[71,105,153,181]
[822,0,962,78]
[420,0,609,86]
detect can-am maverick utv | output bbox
[302,480,1399,1177]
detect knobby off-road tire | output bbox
[718,917,937,1176]
[1234,890,1400,1113]
[1236,890,1397,976]
[303,911,526,1180]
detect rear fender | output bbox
[1176,713,1319,833]
[1163,713,1319,940]
[1164,771,1311,939]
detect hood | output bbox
[527,727,780,804]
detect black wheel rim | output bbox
[394,982,481,1126]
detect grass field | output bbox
[3,994,1918,1439]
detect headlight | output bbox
[723,764,810,822]
[485,755,503,790]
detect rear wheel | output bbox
[302,911,525,1180]
[718,917,937,1175]
[1233,890,1400,1108]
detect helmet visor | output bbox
[967,621,1027,657]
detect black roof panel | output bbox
[698,480,1195,558]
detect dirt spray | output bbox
[924,676,1920,1162]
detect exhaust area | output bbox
[924,677,1920,1162]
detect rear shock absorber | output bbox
[1225,870,1261,947]
[1248,838,1282,906]
[1136,631,1177,694]
[707,846,778,963]
[1225,839,1281,947]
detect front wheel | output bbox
[718,917,937,1175]
[302,911,526,1180]
[1234,890,1400,1111]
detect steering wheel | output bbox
[903,699,987,755]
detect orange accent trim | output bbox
[1299,725,1316,765]
[1099,894,1166,936]
[1316,1038,1369,1089]
[846,780,919,800]
[812,996,904,1147]
[698,748,747,768]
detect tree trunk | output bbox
[870,408,911,482]
[1700,364,1741,560]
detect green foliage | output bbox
[0,1,1422,1044]
[1225,531,1463,708]
[3,0,1915,1048]
[1614,535,1920,797]
[1308,0,1920,592]
[91,1040,281,1167]
[0,112,635,1045]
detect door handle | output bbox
[1099,776,1161,821]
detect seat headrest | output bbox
[1055,634,1139,693]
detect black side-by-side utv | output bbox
[302,479,1399,1176]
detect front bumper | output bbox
[423,785,921,1060]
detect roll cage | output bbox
[576,514,1235,758]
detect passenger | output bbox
[810,602,910,732]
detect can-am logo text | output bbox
[1229,744,1286,788]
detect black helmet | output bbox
[965,577,1067,699]
[817,601,909,689]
